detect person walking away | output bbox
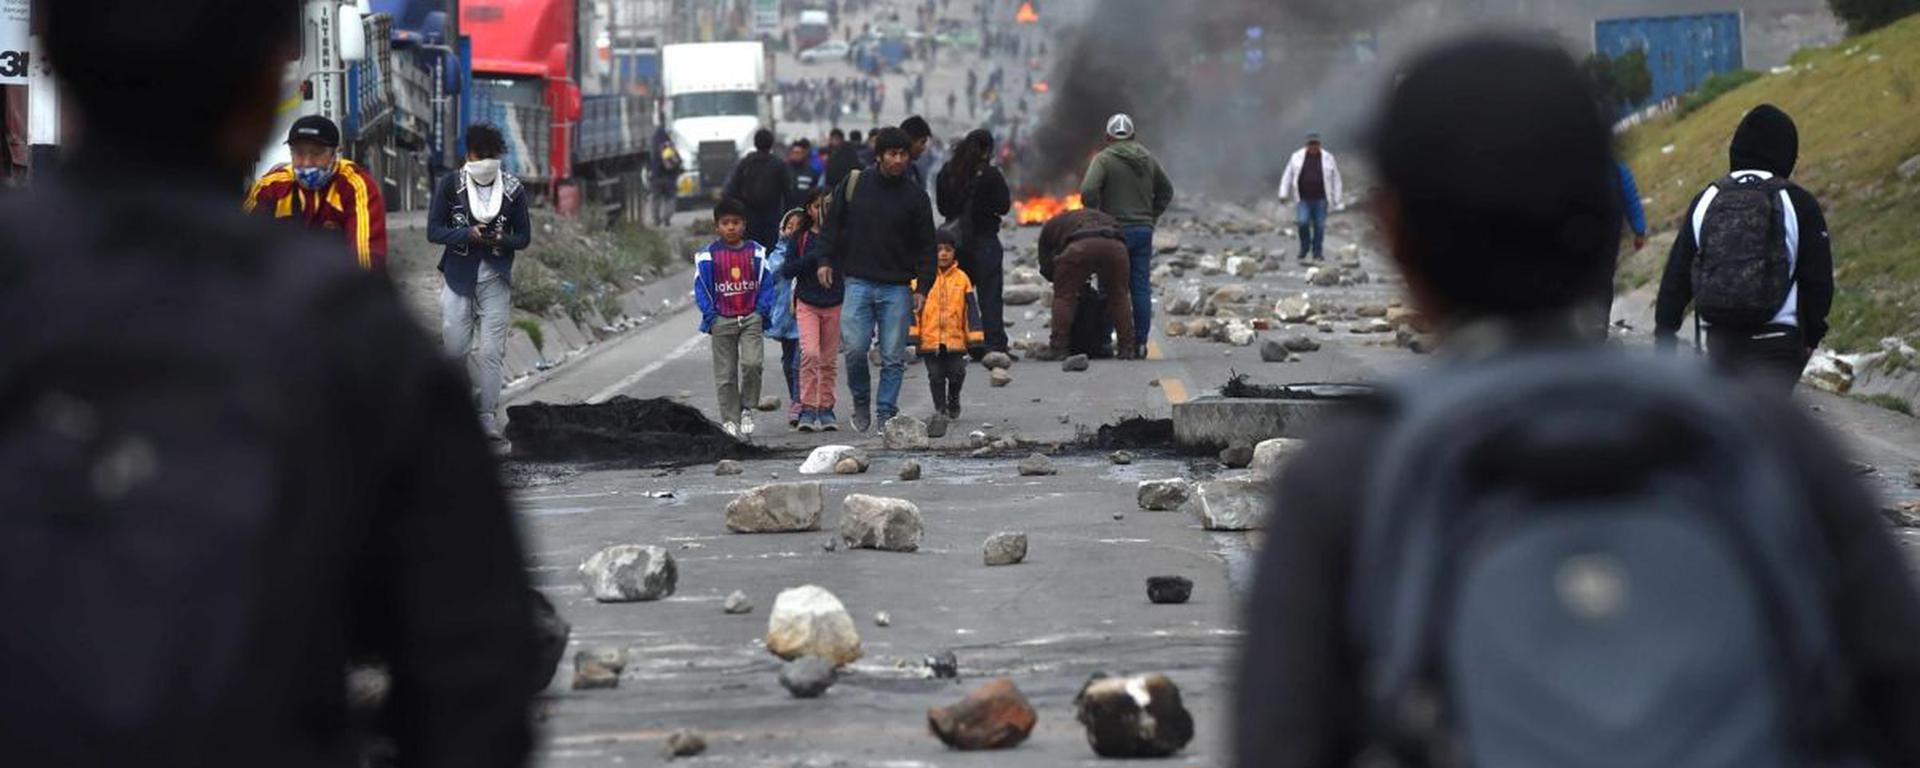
[947,91,957,120]
[780,189,846,431]
[1276,132,1343,261]
[722,129,794,250]
[2,1,538,764]
[911,229,985,437]
[1079,113,1173,358]
[648,125,684,227]
[766,208,807,429]
[1236,37,1920,768]
[1030,208,1137,362]
[936,129,1013,355]
[1654,103,1831,394]
[428,123,533,445]
[695,197,777,437]
[816,127,938,432]
[245,114,388,269]
[786,139,821,205]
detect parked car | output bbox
[799,40,850,64]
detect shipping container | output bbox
[1594,12,1744,108]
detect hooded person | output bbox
[1079,113,1174,357]
[1236,36,1920,768]
[1654,104,1833,393]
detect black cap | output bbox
[287,115,341,148]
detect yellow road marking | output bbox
[1146,340,1164,360]
[1161,377,1189,405]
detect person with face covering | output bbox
[428,123,534,444]
[244,114,389,269]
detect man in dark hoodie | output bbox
[723,128,794,250]
[1080,113,1174,357]
[1655,104,1833,393]
[1237,37,1920,768]
[817,127,939,432]
[0,0,538,765]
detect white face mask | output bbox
[466,158,502,186]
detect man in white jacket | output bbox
[1277,133,1344,261]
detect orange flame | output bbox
[1032,80,1050,93]
[1015,193,1083,226]
[1016,1,1039,24]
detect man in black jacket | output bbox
[816,127,938,432]
[1655,104,1833,392]
[723,128,793,249]
[827,130,863,189]
[0,1,538,766]
[1236,36,1920,768]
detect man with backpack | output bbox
[816,127,939,433]
[1655,104,1833,393]
[722,128,795,250]
[1,0,539,765]
[1236,37,1920,768]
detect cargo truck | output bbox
[660,41,769,207]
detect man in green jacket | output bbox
[1080,113,1174,355]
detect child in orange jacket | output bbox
[911,230,986,437]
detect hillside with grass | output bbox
[1615,11,1920,354]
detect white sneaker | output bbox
[722,421,740,438]
[740,414,757,436]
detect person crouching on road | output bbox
[245,114,388,269]
[428,123,532,445]
[695,197,776,438]
[1032,208,1138,362]
[911,230,986,437]
[780,188,845,432]
[766,208,807,430]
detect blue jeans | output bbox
[1121,225,1155,344]
[779,337,800,405]
[840,277,911,418]
[1296,200,1327,259]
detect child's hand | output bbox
[816,266,834,289]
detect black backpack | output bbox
[1351,348,1853,768]
[1692,174,1793,328]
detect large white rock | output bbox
[1274,296,1314,324]
[838,494,924,552]
[1137,478,1191,511]
[766,585,863,666]
[725,482,824,533]
[1803,350,1855,394]
[1226,256,1259,279]
[884,415,931,450]
[1003,284,1049,306]
[801,445,866,475]
[1184,478,1269,531]
[1223,321,1256,347]
[577,544,678,602]
[1248,438,1308,481]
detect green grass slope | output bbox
[1618,12,1920,353]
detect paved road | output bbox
[504,192,1920,766]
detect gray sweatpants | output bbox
[710,313,765,422]
[441,273,513,435]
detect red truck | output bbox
[463,0,652,218]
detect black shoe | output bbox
[927,413,950,438]
[1028,347,1068,362]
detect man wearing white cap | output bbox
[1278,132,1344,261]
[1079,113,1174,356]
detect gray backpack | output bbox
[1693,174,1794,328]
[1351,349,1852,768]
